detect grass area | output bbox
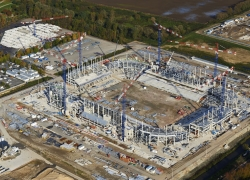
[0,76,52,98]
[0,3,12,11]
[178,32,250,51]
[0,0,12,11]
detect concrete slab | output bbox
[138,74,205,102]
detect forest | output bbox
[9,0,204,45]
[0,0,248,47]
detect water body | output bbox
[87,0,242,22]
[195,137,250,180]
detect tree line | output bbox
[216,0,250,21]
[11,0,203,46]
[1,0,250,48]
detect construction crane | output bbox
[21,15,69,37]
[211,43,234,83]
[116,68,145,102]
[55,46,68,115]
[212,43,227,119]
[213,66,234,81]
[113,40,119,62]
[152,21,182,71]
[121,84,126,141]
[17,37,26,53]
[98,44,105,56]
[213,43,219,80]
[220,76,227,119]
[78,32,84,71]
[166,51,174,66]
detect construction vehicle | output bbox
[94,95,101,101]
[175,96,182,100]
[177,109,185,115]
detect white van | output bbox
[41,117,48,122]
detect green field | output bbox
[0,0,12,11]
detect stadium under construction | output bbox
[39,49,250,147]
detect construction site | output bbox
[205,14,250,46]
[13,35,250,174]
[1,18,250,180]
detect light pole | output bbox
[171,167,173,179]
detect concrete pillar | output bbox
[97,104,99,117]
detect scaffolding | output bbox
[41,55,249,146]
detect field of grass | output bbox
[174,32,250,51]
[0,0,12,11]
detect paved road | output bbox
[56,166,84,180]
[206,34,250,48]
[168,117,250,179]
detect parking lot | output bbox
[0,62,26,91]
[22,36,124,72]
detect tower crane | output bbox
[26,15,69,115]
[121,84,127,141]
[116,68,146,141]
[116,67,145,102]
[152,21,182,71]
[213,43,219,79]
[17,37,26,53]
[220,75,227,119]
[78,32,84,71]
[212,43,228,119]
[55,46,68,115]
[21,15,69,37]
[166,51,174,66]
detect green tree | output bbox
[25,48,31,54]
[134,13,140,20]
[242,143,249,151]
[16,50,22,58]
[227,7,234,16]
[44,42,51,49]
[33,46,39,53]
[90,12,96,22]
[109,10,115,23]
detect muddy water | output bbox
[87,0,242,22]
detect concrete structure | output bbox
[39,52,249,146]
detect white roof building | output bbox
[0,23,61,49]
[6,70,18,77]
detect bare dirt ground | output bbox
[100,80,200,128]
[87,0,241,22]
[1,160,73,180]
[6,131,114,180]
[166,42,250,64]
[7,129,163,180]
